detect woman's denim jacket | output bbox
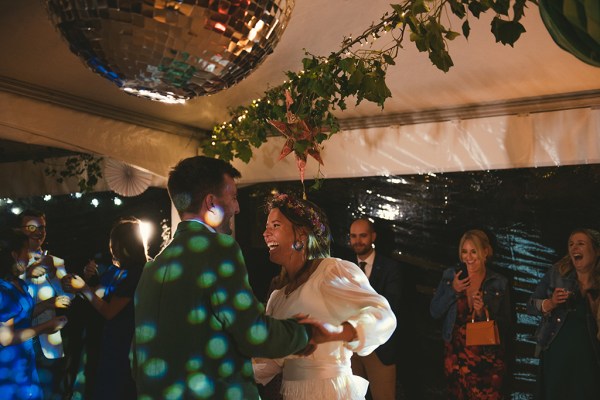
[526,263,600,364]
[430,267,511,342]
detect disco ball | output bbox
[45,0,295,103]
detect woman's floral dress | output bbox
[444,295,505,399]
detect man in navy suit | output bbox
[349,218,403,400]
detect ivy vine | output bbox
[36,154,103,193]
[202,0,534,163]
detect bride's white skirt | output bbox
[280,358,369,400]
[281,374,369,400]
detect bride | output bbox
[254,193,396,400]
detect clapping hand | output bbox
[61,274,87,294]
[54,295,71,309]
[40,295,72,313]
[27,254,56,278]
[45,316,68,334]
[83,260,98,280]
[27,264,46,278]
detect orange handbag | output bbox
[466,308,500,346]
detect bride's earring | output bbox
[292,241,304,251]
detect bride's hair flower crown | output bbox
[266,192,328,241]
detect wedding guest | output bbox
[63,218,148,399]
[527,228,600,399]
[18,209,72,399]
[255,193,396,400]
[430,229,511,399]
[348,218,403,400]
[0,229,68,400]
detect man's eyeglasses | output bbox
[22,225,46,233]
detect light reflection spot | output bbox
[211,289,228,305]
[188,236,210,252]
[217,234,234,247]
[225,386,243,399]
[136,323,157,344]
[218,261,235,277]
[186,356,203,372]
[219,360,234,378]
[188,373,215,398]
[247,322,268,345]
[164,383,185,399]
[198,271,217,288]
[187,306,208,324]
[206,336,228,359]
[233,292,252,310]
[144,358,167,378]
[154,262,183,282]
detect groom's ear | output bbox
[203,194,215,210]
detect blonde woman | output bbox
[430,229,511,400]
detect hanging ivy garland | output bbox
[202,0,533,172]
[36,154,103,193]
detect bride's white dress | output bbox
[253,258,396,400]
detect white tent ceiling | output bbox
[0,1,599,196]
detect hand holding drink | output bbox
[545,287,574,311]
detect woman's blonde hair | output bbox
[458,229,493,262]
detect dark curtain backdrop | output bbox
[236,164,600,400]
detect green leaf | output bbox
[310,178,324,191]
[315,133,328,143]
[491,0,510,16]
[513,0,527,21]
[445,30,460,41]
[382,53,396,65]
[448,0,466,18]
[348,69,364,92]
[429,49,454,72]
[410,32,429,52]
[233,141,253,163]
[406,15,419,32]
[491,18,526,46]
[339,58,356,73]
[390,4,404,15]
[302,57,318,70]
[468,1,488,18]
[462,20,471,39]
[411,0,429,14]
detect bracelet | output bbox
[541,298,551,313]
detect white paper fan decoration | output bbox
[104,159,152,197]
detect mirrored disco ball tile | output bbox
[45,0,295,102]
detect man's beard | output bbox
[353,244,371,256]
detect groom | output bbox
[133,156,330,399]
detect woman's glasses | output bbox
[22,225,46,233]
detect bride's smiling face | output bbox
[263,208,297,265]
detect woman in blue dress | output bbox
[0,229,68,400]
[63,218,148,399]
